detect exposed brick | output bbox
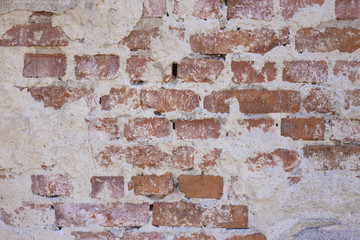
[7,203,54,228]
[126,56,152,82]
[199,148,222,170]
[231,61,276,84]
[0,22,68,47]
[192,0,220,19]
[72,231,116,240]
[85,118,118,141]
[75,55,120,80]
[141,89,200,112]
[204,90,300,114]
[55,202,149,227]
[152,202,248,228]
[227,0,272,20]
[296,28,360,53]
[90,176,124,198]
[142,0,167,17]
[283,61,328,83]
[246,149,298,172]
[129,173,174,197]
[303,88,336,113]
[172,146,195,169]
[100,88,139,111]
[281,118,325,140]
[335,0,360,20]
[238,118,274,135]
[177,58,224,83]
[31,174,73,197]
[190,29,289,54]
[128,145,171,169]
[122,232,165,240]
[345,89,360,110]
[19,86,95,110]
[175,119,221,140]
[123,27,159,50]
[178,175,223,199]
[330,119,360,142]
[175,233,215,240]
[226,233,267,240]
[288,176,302,186]
[303,146,360,171]
[334,61,360,83]
[23,54,66,78]
[280,0,324,19]
[124,118,170,141]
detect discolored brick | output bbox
[283,61,328,83]
[177,58,224,83]
[281,118,325,140]
[31,174,73,197]
[90,176,124,198]
[129,173,174,197]
[231,61,276,84]
[124,118,170,141]
[23,53,66,78]
[227,0,272,20]
[178,175,223,199]
[100,88,139,111]
[280,0,324,19]
[75,55,120,80]
[175,119,221,140]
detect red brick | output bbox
[175,233,215,240]
[152,202,248,228]
[330,119,360,142]
[23,54,66,78]
[283,61,328,83]
[231,61,276,84]
[192,0,220,19]
[296,28,360,53]
[126,56,152,82]
[227,0,272,20]
[334,61,360,83]
[281,118,325,140]
[226,233,267,240]
[175,119,221,140]
[0,208,12,225]
[246,149,298,172]
[129,173,174,197]
[19,86,95,110]
[288,176,302,186]
[75,55,120,80]
[90,176,124,198]
[335,0,360,20]
[122,232,165,240]
[204,90,300,114]
[85,118,118,141]
[72,231,116,240]
[303,146,360,170]
[0,22,68,47]
[345,89,360,110]
[199,148,222,170]
[172,146,195,169]
[55,202,149,227]
[141,89,200,112]
[177,58,224,83]
[280,0,324,19]
[100,88,139,111]
[238,118,274,135]
[123,27,159,50]
[190,29,289,54]
[303,88,336,113]
[178,175,223,199]
[31,174,73,197]
[142,0,167,17]
[124,118,170,141]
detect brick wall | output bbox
[0,0,360,239]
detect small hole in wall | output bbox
[131,80,145,85]
[149,204,153,211]
[276,124,279,127]
[226,132,229,136]
[99,98,102,104]
[166,12,169,17]
[172,63,178,78]
[154,111,162,116]
[172,122,176,130]
[50,205,54,209]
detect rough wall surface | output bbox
[0,0,360,239]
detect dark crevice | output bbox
[149,204,153,211]
[172,63,178,78]
[131,80,145,85]
[172,122,176,130]
[154,111,162,116]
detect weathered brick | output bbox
[190,29,289,54]
[177,58,224,83]
[23,54,66,78]
[142,0,167,17]
[330,119,360,142]
[334,61,360,83]
[246,149,298,172]
[0,22,68,46]
[172,146,195,169]
[199,148,222,170]
[123,27,159,50]
[141,89,200,112]
[85,118,118,141]
[126,56,152,82]
[238,118,274,135]
[55,202,149,227]
[174,0,219,19]
[122,232,165,240]
[231,61,276,84]
[204,90,300,114]
[124,118,170,141]
[303,146,360,171]
[226,233,267,240]
[129,173,174,197]
[152,202,248,228]
[19,86,95,110]
[175,119,221,140]
[335,0,360,20]
[287,176,302,186]
[303,88,336,113]
[100,88,139,111]
[175,233,215,240]
[227,0,272,20]
[345,89,360,110]
[281,118,325,140]
[90,176,124,198]
[75,55,120,80]
[296,28,360,53]
[72,231,116,240]
[283,61,328,83]
[31,174,73,197]
[178,175,223,199]
[280,0,324,19]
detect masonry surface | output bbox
[0,0,360,239]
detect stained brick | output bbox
[175,233,215,240]
[23,54,66,78]
[172,146,195,169]
[123,27,159,50]
[177,58,224,83]
[85,118,118,141]
[175,119,221,140]
[129,173,174,197]
[280,0,324,19]
[303,88,336,113]
[72,231,116,240]
[226,233,267,240]
[142,0,167,17]
[75,55,120,80]
[126,56,152,82]
[283,61,328,83]
[122,232,165,240]
[281,118,325,140]
[124,118,170,141]
[100,88,139,111]
[330,119,360,142]
[231,61,276,84]
[174,0,219,19]
[178,175,223,199]
[227,0,272,20]
[334,61,360,83]
[238,118,274,134]
[90,176,124,198]
[31,174,73,197]
[345,89,360,110]
[199,148,222,170]
[335,0,360,20]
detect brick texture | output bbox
[31,174,73,197]
[178,175,223,199]
[23,53,66,78]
